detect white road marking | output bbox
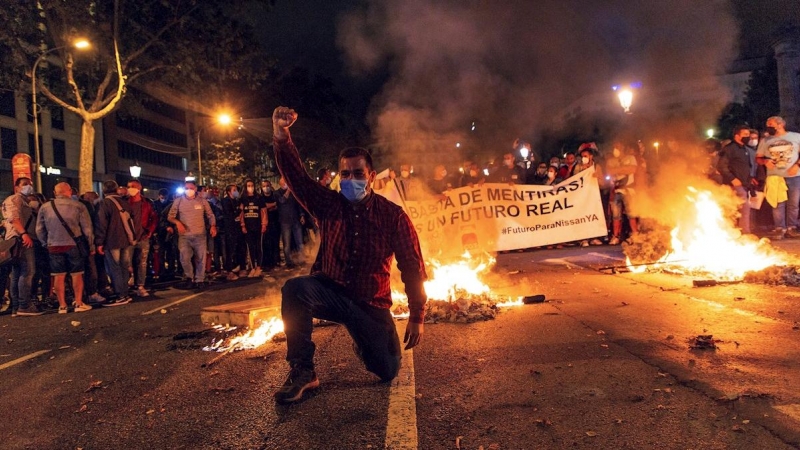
[0,349,51,371]
[385,328,419,450]
[141,292,205,315]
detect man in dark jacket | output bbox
[95,180,134,306]
[126,180,158,297]
[718,125,754,234]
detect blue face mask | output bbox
[340,179,368,203]
[231,190,240,199]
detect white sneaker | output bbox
[135,286,150,297]
[74,303,93,312]
[608,236,621,245]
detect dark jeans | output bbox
[281,275,401,381]
[243,228,262,269]
[262,222,281,268]
[223,228,242,272]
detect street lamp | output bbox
[129,161,141,179]
[194,113,232,186]
[31,38,90,192]
[618,89,633,114]
[706,128,715,139]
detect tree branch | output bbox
[124,64,174,85]
[38,82,82,117]
[89,65,115,113]
[122,4,200,69]
[64,53,86,111]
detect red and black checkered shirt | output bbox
[274,137,428,323]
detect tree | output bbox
[743,54,780,128]
[0,0,271,193]
[204,138,245,188]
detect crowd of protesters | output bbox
[0,176,317,317]
[1,115,795,317]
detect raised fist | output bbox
[272,107,297,140]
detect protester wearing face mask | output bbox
[125,180,158,297]
[543,166,561,186]
[238,179,268,278]
[488,153,525,185]
[270,106,427,404]
[459,161,484,187]
[394,163,420,201]
[167,180,217,289]
[95,180,136,306]
[152,188,177,282]
[755,116,800,240]
[528,162,550,185]
[259,180,281,271]
[2,177,43,316]
[428,164,454,194]
[220,184,243,280]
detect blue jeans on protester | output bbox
[105,247,132,298]
[10,245,35,310]
[772,175,800,231]
[281,275,401,381]
[178,234,207,282]
[280,222,304,266]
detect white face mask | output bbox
[581,156,589,165]
[20,185,34,196]
[127,188,140,197]
[612,148,621,158]
[547,171,556,179]
[185,189,196,198]
[748,139,758,147]
[400,170,410,178]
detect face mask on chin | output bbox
[340,179,368,203]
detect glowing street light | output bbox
[31,38,91,192]
[129,161,141,179]
[618,89,633,114]
[706,128,715,138]
[195,113,234,185]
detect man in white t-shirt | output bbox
[756,116,800,240]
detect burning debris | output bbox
[393,289,521,324]
[624,187,796,283]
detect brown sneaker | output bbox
[274,367,319,404]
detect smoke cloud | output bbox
[337,0,739,173]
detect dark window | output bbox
[116,115,187,147]
[1,127,17,159]
[0,91,15,118]
[129,88,186,123]
[51,106,64,130]
[27,133,42,160]
[118,140,184,170]
[52,139,66,167]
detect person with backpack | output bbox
[2,177,42,316]
[95,180,136,306]
[35,182,94,313]
[167,180,217,288]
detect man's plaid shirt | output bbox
[274,137,428,323]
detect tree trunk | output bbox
[79,119,96,194]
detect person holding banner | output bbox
[271,106,428,404]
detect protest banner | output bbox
[375,166,607,254]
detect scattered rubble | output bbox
[689,335,720,350]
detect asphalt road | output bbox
[2,241,800,449]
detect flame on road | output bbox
[203,317,285,352]
[627,187,790,280]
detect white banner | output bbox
[376,167,607,254]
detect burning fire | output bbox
[626,187,790,280]
[392,251,522,317]
[203,317,285,352]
